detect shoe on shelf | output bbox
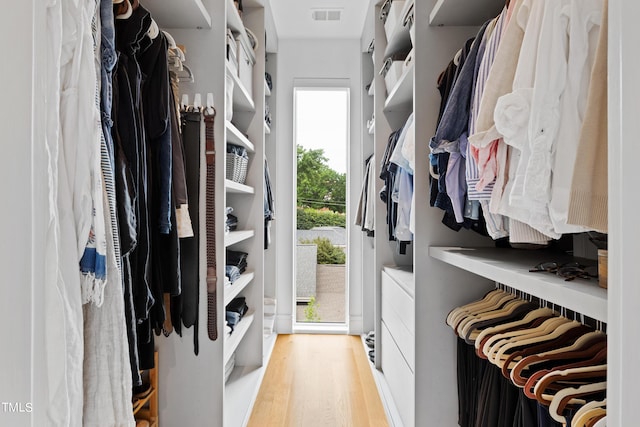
[368,349,375,363]
[366,330,375,339]
[365,336,375,348]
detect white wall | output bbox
[0,1,45,426]
[273,39,364,333]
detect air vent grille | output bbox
[311,9,342,21]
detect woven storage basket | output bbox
[226,144,249,184]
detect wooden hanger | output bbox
[534,364,607,406]
[446,289,504,326]
[447,289,509,328]
[474,307,555,349]
[115,0,132,20]
[452,293,518,335]
[572,399,607,427]
[499,323,594,378]
[586,412,607,427]
[457,299,529,338]
[523,347,607,400]
[584,411,607,427]
[484,317,570,362]
[510,336,607,387]
[462,301,536,343]
[477,315,553,359]
[492,320,586,368]
[548,380,607,423]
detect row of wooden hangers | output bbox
[447,285,607,426]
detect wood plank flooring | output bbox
[247,334,389,427]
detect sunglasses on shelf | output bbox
[529,261,598,282]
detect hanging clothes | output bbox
[264,159,275,248]
[355,154,376,236]
[567,1,608,233]
[171,109,202,354]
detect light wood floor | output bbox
[247,334,389,427]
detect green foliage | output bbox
[296,207,346,230]
[297,145,346,213]
[304,296,321,322]
[300,237,346,265]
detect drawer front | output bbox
[381,271,415,370]
[381,322,414,427]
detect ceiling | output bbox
[267,0,371,42]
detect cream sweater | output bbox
[567,0,608,232]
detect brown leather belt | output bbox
[204,109,218,341]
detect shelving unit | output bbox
[429,247,608,322]
[155,0,268,426]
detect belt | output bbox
[204,109,218,341]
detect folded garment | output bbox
[225,265,241,283]
[226,311,241,332]
[227,297,248,317]
[226,249,248,265]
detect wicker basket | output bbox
[226,144,249,184]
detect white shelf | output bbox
[429,247,608,322]
[143,0,211,29]
[264,122,271,134]
[226,0,256,63]
[225,230,255,247]
[265,80,271,97]
[225,310,256,364]
[225,180,255,194]
[226,121,255,152]
[384,62,414,112]
[226,62,255,112]
[429,0,504,26]
[225,271,255,305]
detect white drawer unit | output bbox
[381,322,415,427]
[381,269,415,370]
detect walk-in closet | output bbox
[2,0,639,426]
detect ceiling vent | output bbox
[311,9,342,22]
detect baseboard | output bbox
[275,314,292,334]
[349,315,363,334]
